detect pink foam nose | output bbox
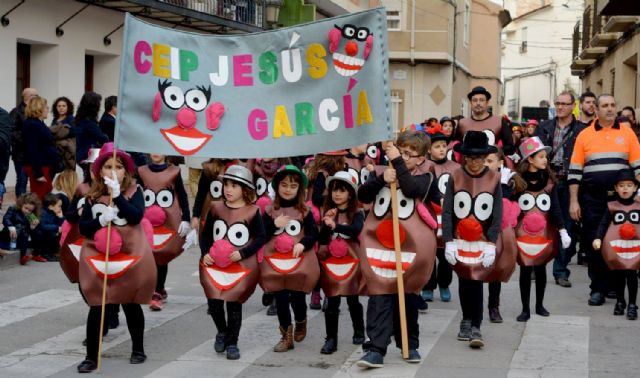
[329,238,349,258]
[209,239,234,268]
[145,205,166,227]
[274,233,295,253]
[60,221,71,247]
[256,196,272,215]
[94,228,123,256]
[141,218,154,247]
[176,107,197,129]
[522,212,546,234]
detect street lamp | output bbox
[264,0,283,29]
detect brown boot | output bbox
[274,325,294,352]
[294,318,307,342]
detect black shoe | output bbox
[627,304,638,320]
[352,331,365,345]
[417,299,429,314]
[469,327,484,349]
[321,338,337,354]
[588,292,605,306]
[356,351,384,368]
[614,301,626,316]
[266,302,277,316]
[555,278,572,288]
[606,291,617,299]
[77,359,97,373]
[535,306,550,317]
[404,349,421,363]
[489,307,503,323]
[517,311,530,322]
[226,345,240,360]
[129,351,147,364]
[214,333,226,353]
[457,319,472,341]
[262,293,273,307]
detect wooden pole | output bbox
[96,147,117,373]
[389,161,409,359]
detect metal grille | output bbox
[160,0,259,25]
[572,21,580,59]
[582,5,591,49]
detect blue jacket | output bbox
[40,208,64,235]
[23,117,60,178]
[535,116,586,178]
[75,118,108,163]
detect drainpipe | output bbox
[410,0,416,121]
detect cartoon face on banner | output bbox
[515,186,558,266]
[602,202,640,271]
[328,24,373,77]
[152,79,225,155]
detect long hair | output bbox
[307,154,345,182]
[515,150,556,193]
[53,169,79,199]
[16,193,41,218]
[52,96,75,121]
[87,157,134,200]
[323,180,358,224]
[75,92,102,123]
[202,159,231,180]
[273,174,307,214]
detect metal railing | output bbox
[582,5,591,49]
[160,0,262,26]
[572,21,580,59]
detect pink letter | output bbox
[248,109,268,140]
[134,40,152,74]
[233,54,254,86]
[343,94,354,129]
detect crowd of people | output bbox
[0,85,639,373]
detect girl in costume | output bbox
[260,165,319,353]
[200,165,266,359]
[138,153,191,311]
[318,171,365,354]
[76,142,156,373]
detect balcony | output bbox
[603,16,639,33]
[597,0,640,16]
[579,46,607,60]
[79,0,265,33]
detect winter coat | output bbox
[50,115,76,169]
[9,102,26,162]
[0,107,12,182]
[23,117,60,178]
[75,118,108,164]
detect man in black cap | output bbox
[455,86,516,157]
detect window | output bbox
[85,55,94,92]
[16,43,30,105]
[387,9,400,31]
[520,27,528,53]
[463,0,470,47]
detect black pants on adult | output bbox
[365,293,420,356]
[614,269,638,305]
[579,189,610,295]
[424,248,453,291]
[85,303,144,362]
[519,265,547,311]
[208,299,242,346]
[325,295,364,339]
[274,290,307,328]
[459,278,483,328]
[488,281,501,309]
[156,264,168,292]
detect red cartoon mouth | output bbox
[321,255,358,281]
[266,252,304,274]
[365,248,415,278]
[161,126,212,155]
[202,262,250,290]
[454,239,491,264]
[517,234,551,258]
[85,253,141,280]
[68,237,85,261]
[609,240,640,259]
[152,226,177,250]
[332,53,365,77]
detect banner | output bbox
[115,9,392,158]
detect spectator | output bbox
[75,92,108,179]
[512,123,523,148]
[35,193,65,262]
[99,95,117,141]
[0,192,42,265]
[51,169,79,213]
[0,107,12,207]
[23,96,60,201]
[50,97,77,170]
[536,91,586,288]
[524,119,538,137]
[51,96,75,126]
[579,91,597,124]
[10,87,37,196]
[620,106,640,140]
[568,94,640,306]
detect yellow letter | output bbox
[306,43,327,80]
[153,43,170,78]
[357,90,373,126]
[273,105,294,138]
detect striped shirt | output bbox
[568,119,640,189]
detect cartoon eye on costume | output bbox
[518,193,535,211]
[77,197,86,210]
[213,220,228,241]
[360,167,371,185]
[474,193,493,221]
[446,149,454,161]
[483,130,496,146]
[630,211,640,224]
[227,223,250,247]
[156,189,174,208]
[373,187,392,218]
[286,220,302,236]
[438,174,451,195]
[162,85,185,110]
[367,145,378,159]
[91,203,109,219]
[453,191,472,219]
[255,177,267,196]
[396,190,415,220]
[536,193,551,212]
[112,208,128,227]
[613,212,627,225]
[210,180,223,199]
[184,88,209,112]
[357,28,370,41]
[143,189,156,207]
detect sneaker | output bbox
[627,304,638,320]
[469,327,484,349]
[555,277,572,287]
[32,255,47,263]
[320,338,337,354]
[404,349,421,363]
[614,301,626,316]
[214,333,226,353]
[439,287,451,302]
[310,291,322,310]
[588,292,605,306]
[417,299,429,314]
[267,301,277,316]
[421,289,433,302]
[149,292,163,311]
[20,255,30,265]
[356,351,384,369]
[457,319,472,341]
[226,345,240,360]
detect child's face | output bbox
[149,154,166,164]
[464,155,487,174]
[332,186,351,207]
[49,200,62,213]
[514,130,522,139]
[526,125,536,136]
[278,175,299,201]
[21,204,35,215]
[101,157,125,184]
[441,121,453,136]
[528,150,548,170]
[429,140,448,161]
[223,180,243,203]
[398,145,425,170]
[615,181,637,199]
[484,153,502,171]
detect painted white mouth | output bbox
[365,248,416,263]
[69,244,82,261]
[437,215,442,237]
[153,233,172,247]
[164,132,208,154]
[371,266,401,278]
[326,262,356,277]
[517,241,550,257]
[610,240,640,248]
[332,52,364,77]
[618,252,640,259]
[204,267,246,287]
[90,259,135,276]
[270,257,301,271]
[453,239,490,264]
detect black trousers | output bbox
[614,269,638,305]
[579,190,610,294]
[488,281,501,309]
[85,303,144,362]
[459,279,483,328]
[274,290,307,328]
[365,293,420,356]
[424,248,453,291]
[519,265,547,311]
[324,295,364,339]
[208,299,242,346]
[156,264,168,292]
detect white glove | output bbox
[509,153,521,164]
[444,241,457,265]
[182,229,198,251]
[559,229,571,249]
[500,167,515,185]
[481,244,496,268]
[98,206,117,227]
[178,221,191,237]
[103,171,121,198]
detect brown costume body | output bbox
[79,185,156,306]
[602,200,640,270]
[59,183,90,283]
[433,159,461,247]
[457,116,503,147]
[138,165,185,265]
[515,179,558,266]
[259,206,320,293]
[200,201,260,303]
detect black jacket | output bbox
[535,116,586,177]
[0,107,12,182]
[9,102,26,162]
[23,117,60,178]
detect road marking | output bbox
[0,290,82,328]
[146,305,324,377]
[507,315,589,378]
[333,308,458,378]
[0,295,203,377]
